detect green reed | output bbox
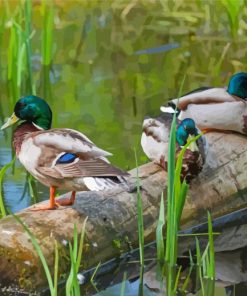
[4,0,42,209]
[13,212,87,296]
[194,213,215,296]
[41,0,54,66]
[221,0,243,38]
[156,192,165,264]
[66,220,88,295]
[134,149,144,296]
[13,212,58,295]
[0,157,15,218]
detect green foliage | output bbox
[134,149,144,296]
[156,192,165,263]
[195,212,215,296]
[13,212,88,296]
[66,220,88,295]
[221,0,243,37]
[90,262,101,293]
[13,212,57,295]
[0,156,15,218]
[41,0,54,66]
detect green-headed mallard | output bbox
[141,115,206,182]
[160,72,247,134]
[1,95,128,210]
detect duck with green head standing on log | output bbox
[1,95,128,210]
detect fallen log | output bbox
[0,131,247,292]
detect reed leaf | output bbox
[156,192,165,263]
[0,156,15,218]
[41,0,54,66]
[221,0,243,37]
[53,240,59,296]
[12,213,55,294]
[134,149,144,296]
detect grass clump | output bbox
[0,157,15,218]
[12,212,87,296]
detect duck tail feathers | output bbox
[84,176,128,191]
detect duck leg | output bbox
[55,191,76,206]
[31,188,76,211]
[31,186,58,211]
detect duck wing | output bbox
[38,158,128,179]
[171,88,237,110]
[33,128,112,158]
[31,128,127,179]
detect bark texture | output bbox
[0,131,246,291]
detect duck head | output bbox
[1,95,52,130]
[176,118,198,147]
[227,72,247,99]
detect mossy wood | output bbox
[0,132,246,291]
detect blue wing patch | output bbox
[56,153,78,164]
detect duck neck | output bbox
[13,122,40,156]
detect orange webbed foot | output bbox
[56,191,76,206]
[29,189,76,211]
[30,204,58,211]
[30,186,58,211]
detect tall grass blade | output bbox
[156,192,165,263]
[196,237,204,296]
[24,0,34,93]
[173,265,182,292]
[90,261,101,293]
[0,156,15,218]
[207,211,215,280]
[66,242,75,295]
[12,212,55,294]
[76,217,88,271]
[53,240,59,296]
[206,211,215,296]
[221,0,243,37]
[176,181,189,224]
[41,0,54,66]
[134,148,144,296]
[120,272,127,296]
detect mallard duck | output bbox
[160,72,247,134]
[1,95,128,210]
[141,115,206,182]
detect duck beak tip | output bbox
[0,113,20,130]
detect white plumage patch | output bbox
[18,138,42,178]
[160,106,177,113]
[141,132,167,163]
[83,177,120,191]
[141,117,170,163]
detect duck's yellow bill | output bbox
[1,113,20,130]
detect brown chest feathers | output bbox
[13,123,40,155]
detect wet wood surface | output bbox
[0,131,246,292]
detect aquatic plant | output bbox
[13,212,87,296]
[0,157,15,218]
[153,76,216,295]
[41,0,54,66]
[221,0,243,38]
[134,149,145,296]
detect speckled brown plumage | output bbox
[13,123,40,155]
